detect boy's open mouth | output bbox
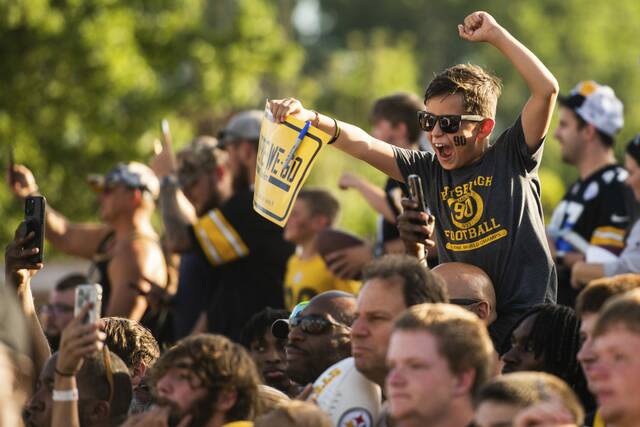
[433,142,453,160]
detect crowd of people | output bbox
[2,10,640,427]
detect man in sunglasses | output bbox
[269,10,558,350]
[272,291,356,386]
[431,262,496,327]
[8,161,167,322]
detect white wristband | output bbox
[52,388,79,402]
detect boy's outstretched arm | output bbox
[269,98,403,181]
[459,11,559,152]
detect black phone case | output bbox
[24,195,46,263]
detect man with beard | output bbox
[8,161,167,321]
[40,274,87,351]
[126,334,259,427]
[272,291,356,385]
[155,120,293,340]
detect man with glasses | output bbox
[272,291,356,386]
[268,11,558,352]
[8,161,167,322]
[40,274,88,352]
[431,262,496,327]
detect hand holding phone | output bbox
[24,195,46,264]
[75,284,103,324]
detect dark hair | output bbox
[370,93,424,144]
[424,64,502,118]
[362,255,448,307]
[102,317,160,369]
[77,350,132,424]
[239,307,290,349]
[297,188,340,226]
[558,96,615,147]
[575,274,640,317]
[54,273,89,292]
[506,304,592,408]
[151,334,260,422]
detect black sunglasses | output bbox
[290,314,350,335]
[417,111,484,133]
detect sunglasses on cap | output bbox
[417,111,484,133]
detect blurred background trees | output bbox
[1,0,639,245]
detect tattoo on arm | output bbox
[159,182,195,252]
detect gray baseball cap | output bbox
[217,110,263,147]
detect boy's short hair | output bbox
[474,371,584,425]
[575,274,640,317]
[424,64,502,119]
[394,303,494,395]
[370,93,424,144]
[297,188,340,226]
[593,289,640,338]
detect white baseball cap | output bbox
[560,80,624,138]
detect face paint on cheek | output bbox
[453,136,467,147]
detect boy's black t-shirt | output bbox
[393,116,557,315]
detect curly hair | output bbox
[150,334,260,422]
[102,317,160,369]
[424,64,502,118]
[239,307,290,350]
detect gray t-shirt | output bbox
[393,116,557,314]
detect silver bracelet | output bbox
[52,388,79,402]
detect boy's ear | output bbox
[478,118,495,138]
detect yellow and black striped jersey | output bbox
[191,190,294,340]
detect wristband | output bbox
[52,388,79,402]
[327,117,341,145]
[310,110,320,128]
[55,367,77,377]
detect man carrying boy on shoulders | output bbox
[269,11,559,349]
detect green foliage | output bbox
[2,0,640,247]
[0,0,303,244]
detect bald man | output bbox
[275,291,357,385]
[432,262,496,326]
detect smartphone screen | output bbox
[24,195,46,263]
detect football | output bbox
[316,228,365,258]
[309,357,382,427]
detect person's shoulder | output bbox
[597,164,629,187]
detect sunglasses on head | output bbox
[417,111,484,133]
[450,298,483,306]
[290,314,350,335]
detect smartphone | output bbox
[24,195,46,263]
[74,284,103,324]
[408,174,430,214]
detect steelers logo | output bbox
[338,408,373,427]
[447,189,484,230]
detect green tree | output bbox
[0,0,303,244]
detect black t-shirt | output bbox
[393,116,557,314]
[192,189,294,341]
